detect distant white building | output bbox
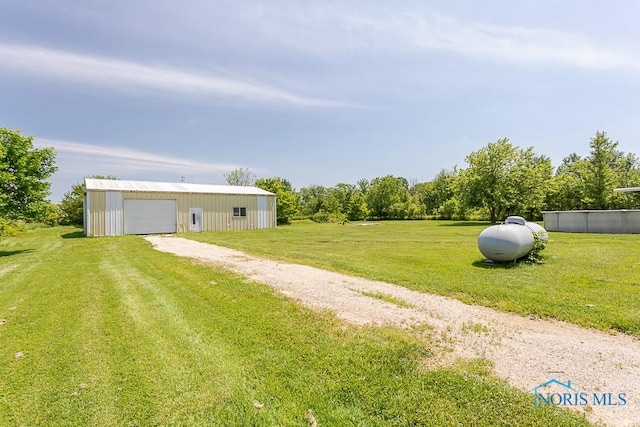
[543,187,640,234]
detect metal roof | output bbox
[85,179,275,196]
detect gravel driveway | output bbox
[146,235,640,426]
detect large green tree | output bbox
[0,128,57,221]
[298,183,369,222]
[545,154,589,211]
[611,152,640,209]
[59,175,117,225]
[547,132,640,210]
[254,177,298,224]
[366,175,423,220]
[457,138,552,223]
[346,190,369,221]
[223,167,256,186]
[413,169,457,217]
[298,185,335,217]
[583,131,618,209]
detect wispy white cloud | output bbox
[0,43,346,107]
[249,5,640,71]
[34,137,243,176]
[385,13,640,71]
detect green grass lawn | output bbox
[0,227,589,426]
[186,220,640,337]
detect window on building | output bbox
[233,207,247,217]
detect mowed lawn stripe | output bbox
[97,242,251,424]
[0,228,590,425]
[0,231,101,425]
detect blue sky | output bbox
[2,1,639,201]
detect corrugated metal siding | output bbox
[86,191,106,236]
[84,193,89,236]
[543,210,640,233]
[105,192,123,236]
[257,196,268,229]
[121,192,276,232]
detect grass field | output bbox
[186,220,640,337]
[0,227,590,425]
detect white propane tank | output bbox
[505,215,526,226]
[524,221,549,243]
[477,223,535,262]
[505,215,549,243]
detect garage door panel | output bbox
[124,199,177,235]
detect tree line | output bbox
[246,132,640,224]
[2,128,639,238]
[1,128,58,237]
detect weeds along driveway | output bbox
[146,235,640,427]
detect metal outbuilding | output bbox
[543,210,640,234]
[84,179,276,236]
[541,187,640,234]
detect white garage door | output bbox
[124,199,177,235]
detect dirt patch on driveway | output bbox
[146,235,640,426]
